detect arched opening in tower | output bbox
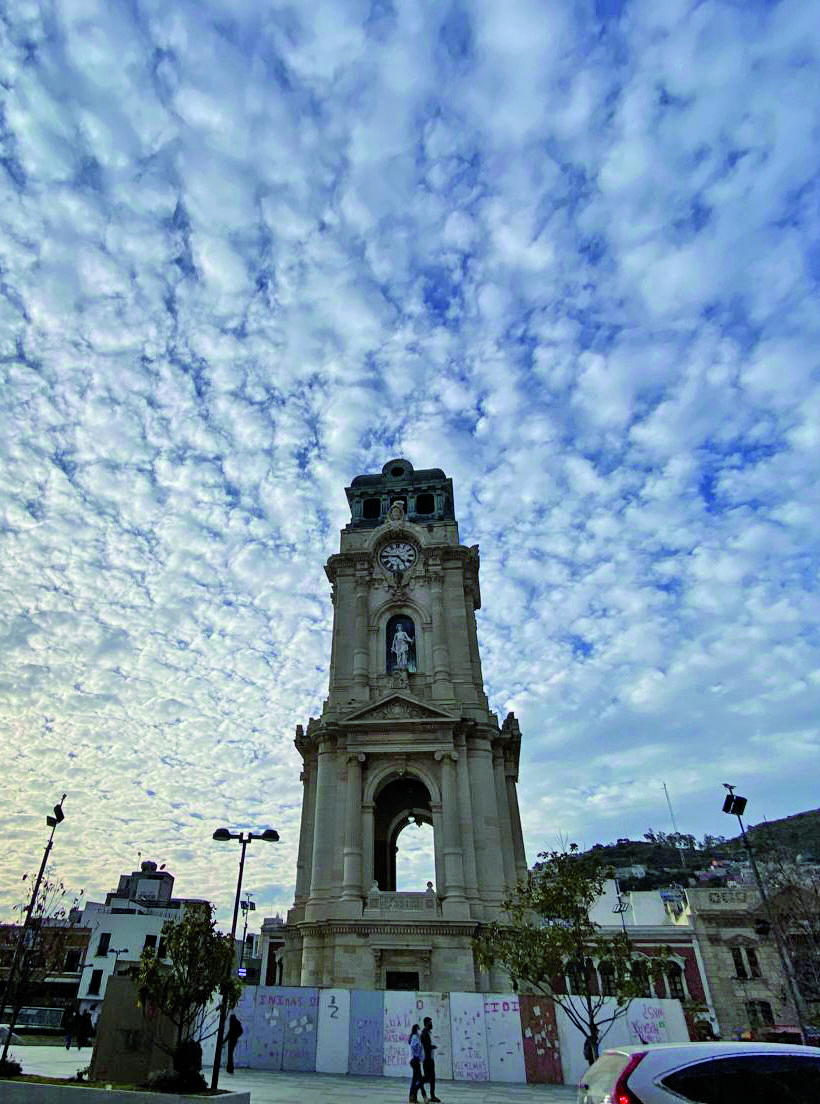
[373,775,433,892]
[395,821,435,891]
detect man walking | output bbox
[420,1016,441,1102]
[226,1013,243,1074]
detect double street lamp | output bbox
[721,784,808,1045]
[210,827,279,1091]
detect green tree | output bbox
[136,903,241,1090]
[474,845,654,1063]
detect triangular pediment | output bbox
[342,693,458,724]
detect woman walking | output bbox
[408,1024,428,1104]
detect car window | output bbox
[661,1053,820,1104]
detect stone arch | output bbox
[365,763,442,892]
[364,760,442,806]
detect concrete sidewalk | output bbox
[10,1043,578,1102]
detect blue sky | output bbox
[1,0,817,929]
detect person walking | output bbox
[408,1023,427,1104]
[64,1009,77,1050]
[421,1016,441,1102]
[76,1010,93,1050]
[226,1013,243,1074]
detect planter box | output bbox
[0,1083,249,1104]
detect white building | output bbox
[77,861,209,1017]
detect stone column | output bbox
[468,739,505,912]
[436,749,468,917]
[430,564,453,699]
[431,800,445,896]
[341,753,366,915]
[352,565,370,696]
[454,729,481,917]
[506,770,529,883]
[493,748,517,891]
[293,762,316,909]
[306,734,336,920]
[361,799,375,889]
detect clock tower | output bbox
[283,459,528,991]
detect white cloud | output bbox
[0,0,817,928]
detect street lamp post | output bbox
[721,785,808,1045]
[210,827,279,1090]
[0,795,67,1060]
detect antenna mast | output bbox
[663,782,686,869]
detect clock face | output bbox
[379,541,417,571]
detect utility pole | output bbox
[722,785,807,1045]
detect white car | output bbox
[577,1041,820,1103]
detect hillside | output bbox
[587,807,820,890]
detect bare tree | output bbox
[0,874,83,1067]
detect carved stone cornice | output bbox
[292,919,478,938]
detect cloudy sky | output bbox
[1,0,817,931]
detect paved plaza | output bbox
[9,1043,577,1102]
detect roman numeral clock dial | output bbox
[379,541,417,572]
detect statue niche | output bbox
[386,614,416,673]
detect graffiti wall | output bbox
[227,987,689,1085]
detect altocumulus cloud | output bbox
[0,0,817,925]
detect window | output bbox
[745,946,762,978]
[88,969,103,995]
[157,938,167,959]
[631,960,651,997]
[599,962,617,997]
[731,946,747,978]
[731,945,762,979]
[662,1054,820,1104]
[385,970,419,990]
[362,497,381,519]
[96,932,111,956]
[747,999,775,1027]
[415,493,435,515]
[566,960,585,995]
[64,948,82,972]
[667,963,686,1000]
[143,934,157,953]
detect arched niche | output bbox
[386,613,417,673]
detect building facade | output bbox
[76,860,209,1017]
[283,459,528,990]
[675,886,805,1041]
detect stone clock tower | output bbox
[283,459,528,991]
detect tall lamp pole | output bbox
[0,794,67,1058]
[210,827,279,1091]
[721,785,808,1045]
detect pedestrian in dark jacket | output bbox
[421,1016,441,1102]
[226,1014,243,1074]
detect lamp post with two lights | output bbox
[210,827,279,1090]
[0,795,67,1062]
